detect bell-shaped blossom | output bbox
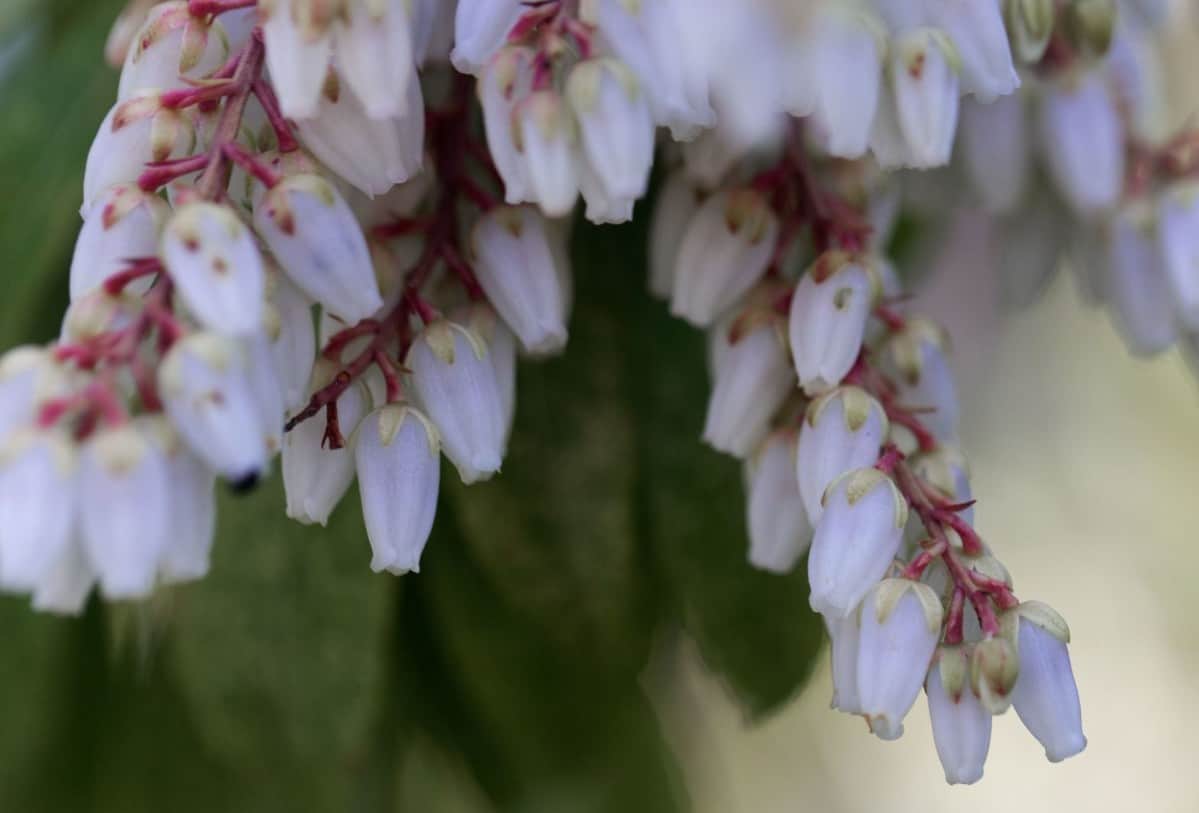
[567,58,656,202]
[806,4,886,158]
[671,189,779,327]
[161,202,266,335]
[261,0,335,119]
[334,0,416,120]
[244,333,287,457]
[79,423,171,598]
[577,156,637,225]
[703,320,793,457]
[0,348,74,441]
[516,91,579,218]
[117,2,230,100]
[808,468,908,618]
[960,94,1029,214]
[451,0,524,75]
[826,610,863,713]
[1039,72,1124,216]
[470,206,568,355]
[649,172,703,299]
[31,536,94,616]
[1157,182,1199,330]
[1105,202,1177,355]
[141,416,216,584]
[478,47,534,205]
[581,0,714,136]
[158,333,270,486]
[283,367,370,526]
[264,271,316,411]
[1009,601,1087,762]
[455,303,518,446]
[927,646,992,784]
[254,174,383,322]
[746,432,813,573]
[72,184,169,300]
[296,71,425,196]
[0,429,77,593]
[890,28,960,169]
[405,321,506,484]
[83,92,192,215]
[797,386,889,525]
[355,404,441,574]
[789,253,877,396]
[927,0,1019,101]
[857,578,943,740]
[881,319,959,442]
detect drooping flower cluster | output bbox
[8,0,1189,785]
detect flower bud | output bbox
[808,468,908,618]
[282,367,370,526]
[970,634,1020,714]
[405,321,506,484]
[1105,202,1177,356]
[261,0,335,119]
[141,416,216,584]
[912,447,973,525]
[857,578,943,740]
[927,646,992,785]
[1039,72,1124,217]
[516,91,579,218]
[469,206,568,355]
[1157,182,1199,330]
[0,429,77,593]
[649,172,704,299]
[805,4,886,158]
[881,319,959,443]
[797,386,889,525]
[566,58,655,202]
[451,0,525,75]
[455,303,517,447]
[355,404,441,574]
[162,202,266,336]
[671,189,778,327]
[745,432,813,573]
[1008,601,1087,762]
[265,271,317,411]
[789,253,877,396]
[79,423,171,599]
[703,322,793,458]
[929,0,1019,102]
[890,28,961,169]
[960,94,1029,214]
[334,0,416,120]
[245,333,287,456]
[1005,0,1055,64]
[117,2,230,100]
[296,70,425,195]
[0,348,75,441]
[577,151,637,225]
[72,184,169,300]
[1064,0,1116,60]
[478,47,535,205]
[158,333,270,486]
[254,174,384,323]
[31,536,94,616]
[83,93,193,216]
[826,609,863,713]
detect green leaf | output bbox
[163,479,395,811]
[396,502,689,813]
[0,0,126,347]
[442,219,657,679]
[620,201,826,720]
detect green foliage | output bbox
[0,9,827,810]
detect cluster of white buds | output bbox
[20,0,1196,787]
[653,149,1087,776]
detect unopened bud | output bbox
[970,636,1020,714]
[1004,0,1054,64]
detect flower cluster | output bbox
[6,0,1187,786]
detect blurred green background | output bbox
[2,2,1198,812]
